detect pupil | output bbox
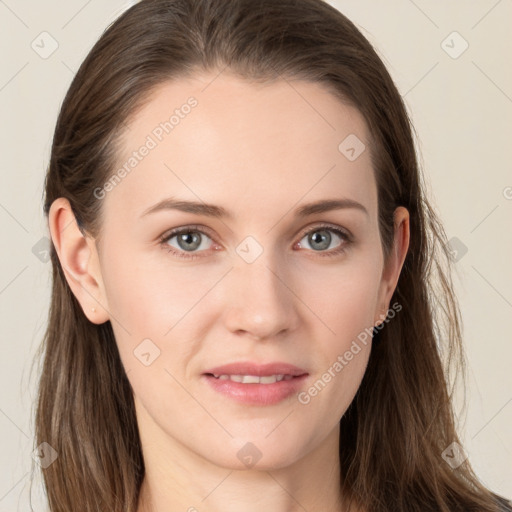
[310,230,331,251]
[178,232,201,251]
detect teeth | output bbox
[212,374,293,383]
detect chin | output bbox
[201,436,306,471]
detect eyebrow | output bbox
[140,197,369,219]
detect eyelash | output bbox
[158,223,352,261]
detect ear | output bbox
[48,198,109,324]
[374,206,410,326]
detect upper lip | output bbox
[203,362,308,377]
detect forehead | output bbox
[104,71,378,225]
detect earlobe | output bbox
[374,206,410,326]
[48,198,109,324]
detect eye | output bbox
[159,223,352,260]
[159,225,217,260]
[295,224,351,257]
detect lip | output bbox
[202,361,309,406]
[203,362,308,377]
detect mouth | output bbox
[205,373,302,383]
[201,362,309,405]
[202,361,308,378]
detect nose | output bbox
[222,253,299,341]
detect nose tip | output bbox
[234,311,285,341]
[222,260,299,341]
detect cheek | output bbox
[100,242,207,335]
[296,252,382,337]
[292,255,380,412]
[99,244,223,380]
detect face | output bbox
[67,71,407,470]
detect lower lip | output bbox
[202,374,309,405]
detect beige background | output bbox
[0,1,511,509]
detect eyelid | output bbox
[296,222,353,242]
[159,224,216,243]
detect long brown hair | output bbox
[32,0,511,511]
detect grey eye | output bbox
[166,230,213,252]
[299,229,344,252]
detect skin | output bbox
[49,71,409,512]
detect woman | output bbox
[32,0,512,511]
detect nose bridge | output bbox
[223,245,298,339]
